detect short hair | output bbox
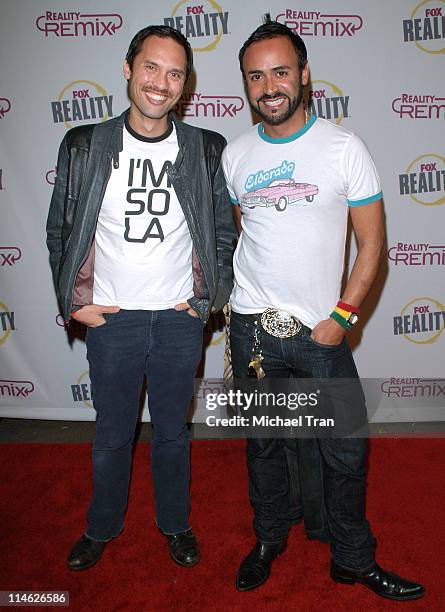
[239,14,308,75]
[125,25,193,80]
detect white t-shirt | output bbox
[222,116,382,328]
[93,122,193,309]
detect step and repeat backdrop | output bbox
[0,0,444,421]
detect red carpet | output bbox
[0,439,443,611]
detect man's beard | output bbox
[250,77,304,126]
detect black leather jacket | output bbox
[46,110,235,323]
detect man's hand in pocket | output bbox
[72,304,120,327]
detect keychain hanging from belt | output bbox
[249,318,266,380]
[248,307,305,380]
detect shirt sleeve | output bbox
[343,133,383,207]
[221,144,239,205]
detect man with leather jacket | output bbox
[46,25,235,571]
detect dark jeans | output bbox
[85,309,203,540]
[230,311,376,570]
[285,438,329,541]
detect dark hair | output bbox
[126,25,193,80]
[239,14,308,75]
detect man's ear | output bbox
[123,61,131,81]
[302,62,310,87]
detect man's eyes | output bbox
[249,71,289,81]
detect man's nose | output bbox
[152,70,169,91]
[263,74,278,96]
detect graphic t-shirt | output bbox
[93,120,193,309]
[222,116,382,328]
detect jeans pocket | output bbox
[303,332,344,350]
[89,310,120,328]
[230,313,255,334]
[178,309,202,323]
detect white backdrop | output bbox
[1,0,444,422]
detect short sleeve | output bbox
[343,133,382,207]
[221,145,239,205]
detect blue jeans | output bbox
[85,309,203,540]
[230,311,376,570]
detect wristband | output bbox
[335,306,353,320]
[330,310,352,330]
[337,300,360,315]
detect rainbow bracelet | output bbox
[330,310,352,330]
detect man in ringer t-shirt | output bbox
[222,17,424,601]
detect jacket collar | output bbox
[170,113,187,175]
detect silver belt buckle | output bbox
[260,308,302,338]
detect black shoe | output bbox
[330,561,425,601]
[67,534,107,571]
[166,529,200,567]
[236,540,287,591]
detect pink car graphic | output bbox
[241,178,318,211]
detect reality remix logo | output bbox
[0,379,35,398]
[51,80,114,130]
[164,0,229,52]
[308,81,349,124]
[0,247,22,267]
[399,154,445,205]
[0,301,16,346]
[176,92,244,118]
[393,297,445,343]
[381,377,445,398]
[71,370,93,408]
[36,10,123,37]
[0,97,11,118]
[403,0,445,54]
[392,94,445,118]
[388,242,445,266]
[275,9,363,37]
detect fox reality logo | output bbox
[164,0,229,52]
[51,80,114,130]
[0,247,22,267]
[36,11,123,37]
[276,9,363,37]
[381,377,445,398]
[403,0,445,54]
[71,370,93,408]
[308,81,349,124]
[388,243,445,266]
[399,154,445,206]
[0,302,16,346]
[393,297,445,344]
[0,379,35,398]
[0,97,11,118]
[392,94,445,119]
[176,92,244,118]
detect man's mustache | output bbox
[256,92,288,103]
